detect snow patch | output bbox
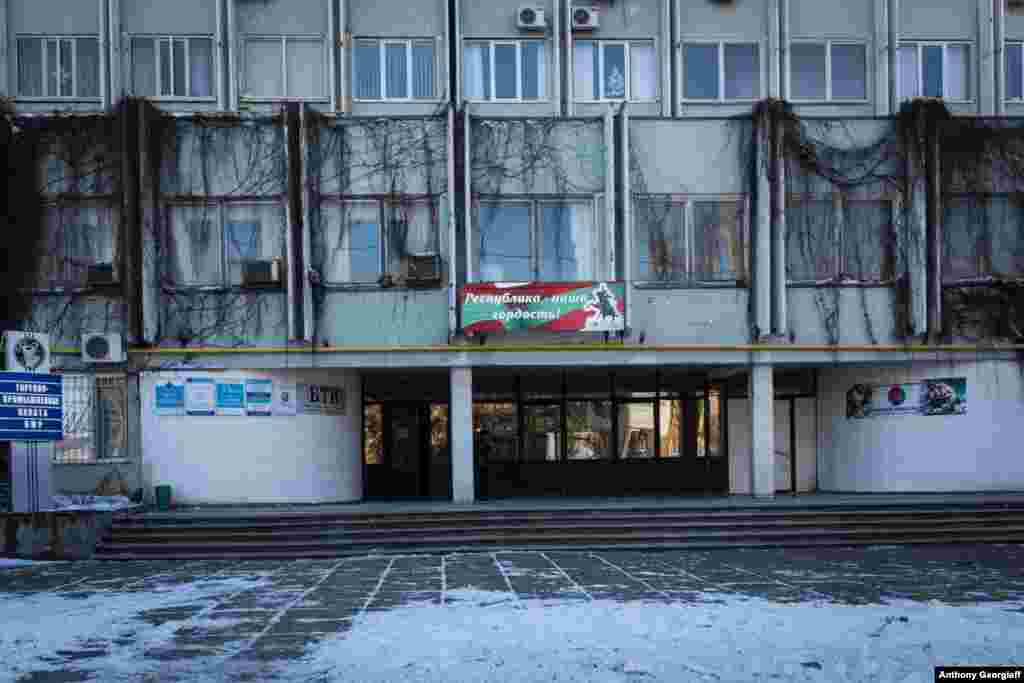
[0,559,62,570]
[49,494,142,511]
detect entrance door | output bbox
[775,398,793,493]
[387,403,426,498]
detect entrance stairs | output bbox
[95,495,1024,560]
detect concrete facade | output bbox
[1,1,1022,506]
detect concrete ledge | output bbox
[2,511,117,560]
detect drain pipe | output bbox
[996,0,1006,115]
[771,0,788,338]
[889,0,899,114]
[448,103,458,339]
[620,104,632,337]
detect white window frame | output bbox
[785,193,900,284]
[574,39,658,103]
[462,39,547,102]
[319,196,443,286]
[632,194,748,287]
[679,40,763,103]
[474,196,602,282]
[241,34,327,101]
[353,37,438,102]
[15,34,101,100]
[167,199,284,289]
[898,41,973,102]
[128,35,216,100]
[1004,41,1024,101]
[786,39,869,103]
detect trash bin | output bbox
[155,485,172,511]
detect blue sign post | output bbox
[0,371,64,441]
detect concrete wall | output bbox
[629,119,746,194]
[631,289,749,345]
[787,287,899,346]
[140,368,362,504]
[121,0,217,34]
[817,360,1024,492]
[316,290,450,346]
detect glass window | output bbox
[355,40,382,99]
[475,403,519,462]
[603,44,627,98]
[169,205,222,286]
[385,42,408,98]
[724,43,759,99]
[159,39,172,96]
[790,43,826,99]
[574,41,655,101]
[244,39,283,97]
[38,205,115,289]
[522,41,546,100]
[843,200,891,280]
[989,197,1024,277]
[787,199,836,281]
[463,42,490,99]
[131,36,213,98]
[132,38,157,97]
[539,202,596,281]
[190,38,214,97]
[17,36,99,98]
[76,37,100,98]
[683,44,719,100]
[478,203,531,281]
[923,45,944,98]
[635,198,685,281]
[567,402,612,460]
[430,404,449,463]
[707,389,723,458]
[287,39,323,98]
[574,40,597,100]
[17,38,43,97]
[322,201,380,283]
[946,44,969,100]
[523,404,562,462]
[494,43,518,99]
[831,44,867,100]
[630,42,657,100]
[898,45,919,99]
[412,41,435,99]
[1007,44,1023,100]
[693,201,744,281]
[618,402,655,459]
[364,404,383,464]
[658,400,682,458]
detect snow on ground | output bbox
[50,494,142,511]
[0,575,269,681]
[277,589,1024,683]
[0,559,61,569]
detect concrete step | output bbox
[94,533,1024,561]
[104,513,1024,543]
[95,522,1024,557]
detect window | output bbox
[474,198,598,282]
[17,36,100,98]
[321,197,440,284]
[944,196,1024,281]
[633,197,746,284]
[463,40,545,101]
[682,42,760,101]
[37,204,116,289]
[1006,42,1024,101]
[355,39,436,100]
[786,196,896,282]
[54,374,128,464]
[130,36,214,98]
[243,35,325,99]
[168,202,285,287]
[898,42,970,101]
[789,41,867,101]
[574,40,657,101]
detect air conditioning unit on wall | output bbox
[572,5,599,30]
[402,254,442,287]
[241,259,283,287]
[517,6,547,30]
[86,263,118,287]
[81,333,125,364]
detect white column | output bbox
[450,366,474,503]
[750,364,775,498]
[754,114,772,340]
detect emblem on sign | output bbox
[14,336,47,372]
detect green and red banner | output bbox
[460,282,626,335]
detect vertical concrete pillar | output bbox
[450,366,474,503]
[750,364,775,498]
[754,113,772,340]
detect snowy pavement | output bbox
[0,545,1023,682]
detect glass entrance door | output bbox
[387,403,425,498]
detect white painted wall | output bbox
[795,397,817,493]
[140,368,361,505]
[728,399,751,495]
[818,360,1024,492]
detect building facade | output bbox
[2,0,1023,505]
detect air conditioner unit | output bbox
[81,333,125,364]
[3,331,51,373]
[241,258,283,287]
[86,262,118,287]
[572,5,599,30]
[402,254,442,286]
[517,6,547,30]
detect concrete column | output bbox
[754,113,772,340]
[450,366,474,503]
[749,364,775,498]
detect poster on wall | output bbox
[298,384,346,416]
[460,282,626,335]
[245,379,273,416]
[154,380,185,416]
[215,381,246,416]
[273,383,298,416]
[846,377,967,419]
[184,377,216,416]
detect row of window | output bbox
[35,194,1024,292]
[17,34,1022,104]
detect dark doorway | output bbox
[364,401,451,500]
